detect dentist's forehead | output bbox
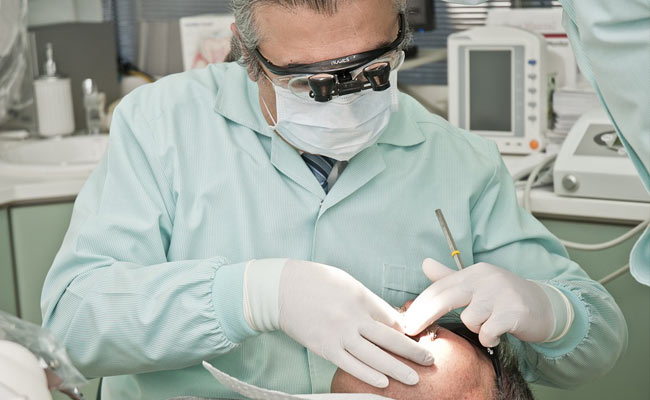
[255,0,398,66]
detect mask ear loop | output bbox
[260,73,278,126]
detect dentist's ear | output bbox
[230,23,259,82]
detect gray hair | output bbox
[228,0,411,80]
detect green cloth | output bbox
[41,63,627,399]
[559,0,650,285]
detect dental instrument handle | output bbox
[435,209,465,271]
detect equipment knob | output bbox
[562,175,580,191]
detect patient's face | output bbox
[330,324,496,400]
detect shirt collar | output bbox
[376,94,426,147]
[213,63,272,137]
[212,63,425,147]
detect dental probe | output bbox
[435,209,465,271]
[435,210,498,356]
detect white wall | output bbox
[27,0,103,27]
[402,84,450,119]
[74,0,103,22]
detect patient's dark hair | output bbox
[494,341,535,400]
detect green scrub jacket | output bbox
[559,0,650,286]
[41,63,627,400]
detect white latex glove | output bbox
[244,259,435,388]
[402,258,574,347]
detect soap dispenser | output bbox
[33,43,75,137]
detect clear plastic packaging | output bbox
[0,0,30,127]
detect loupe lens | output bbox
[363,62,391,91]
[308,73,336,102]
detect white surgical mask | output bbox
[262,72,399,161]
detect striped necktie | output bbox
[301,153,336,193]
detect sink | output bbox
[0,135,109,177]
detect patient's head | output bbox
[331,315,533,400]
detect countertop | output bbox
[516,185,649,224]
[0,174,87,206]
[0,135,103,206]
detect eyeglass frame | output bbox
[253,12,406,76]
[437,321,503,393]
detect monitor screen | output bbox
[468,49,512,132]
[406,0,435,31]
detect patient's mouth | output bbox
[400,300,440,342]
[407,323,440,343]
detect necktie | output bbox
[301,153,336,193]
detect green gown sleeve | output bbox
[470,144,628,388]
[40,94,257,378]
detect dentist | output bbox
[41,1,627,399]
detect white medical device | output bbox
[485,7,581,88]
[448,26,549,155]
[554,108,650,203]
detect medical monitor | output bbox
[448,26,548,154]
[469,50,512,132]
[406,0,435,32]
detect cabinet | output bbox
[1,201,98,400]
[0,208,17,315]
[10,202,74,324]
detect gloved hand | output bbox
[402,258,574,347]
[244,259,435,388]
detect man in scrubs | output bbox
[41,1,628,399]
